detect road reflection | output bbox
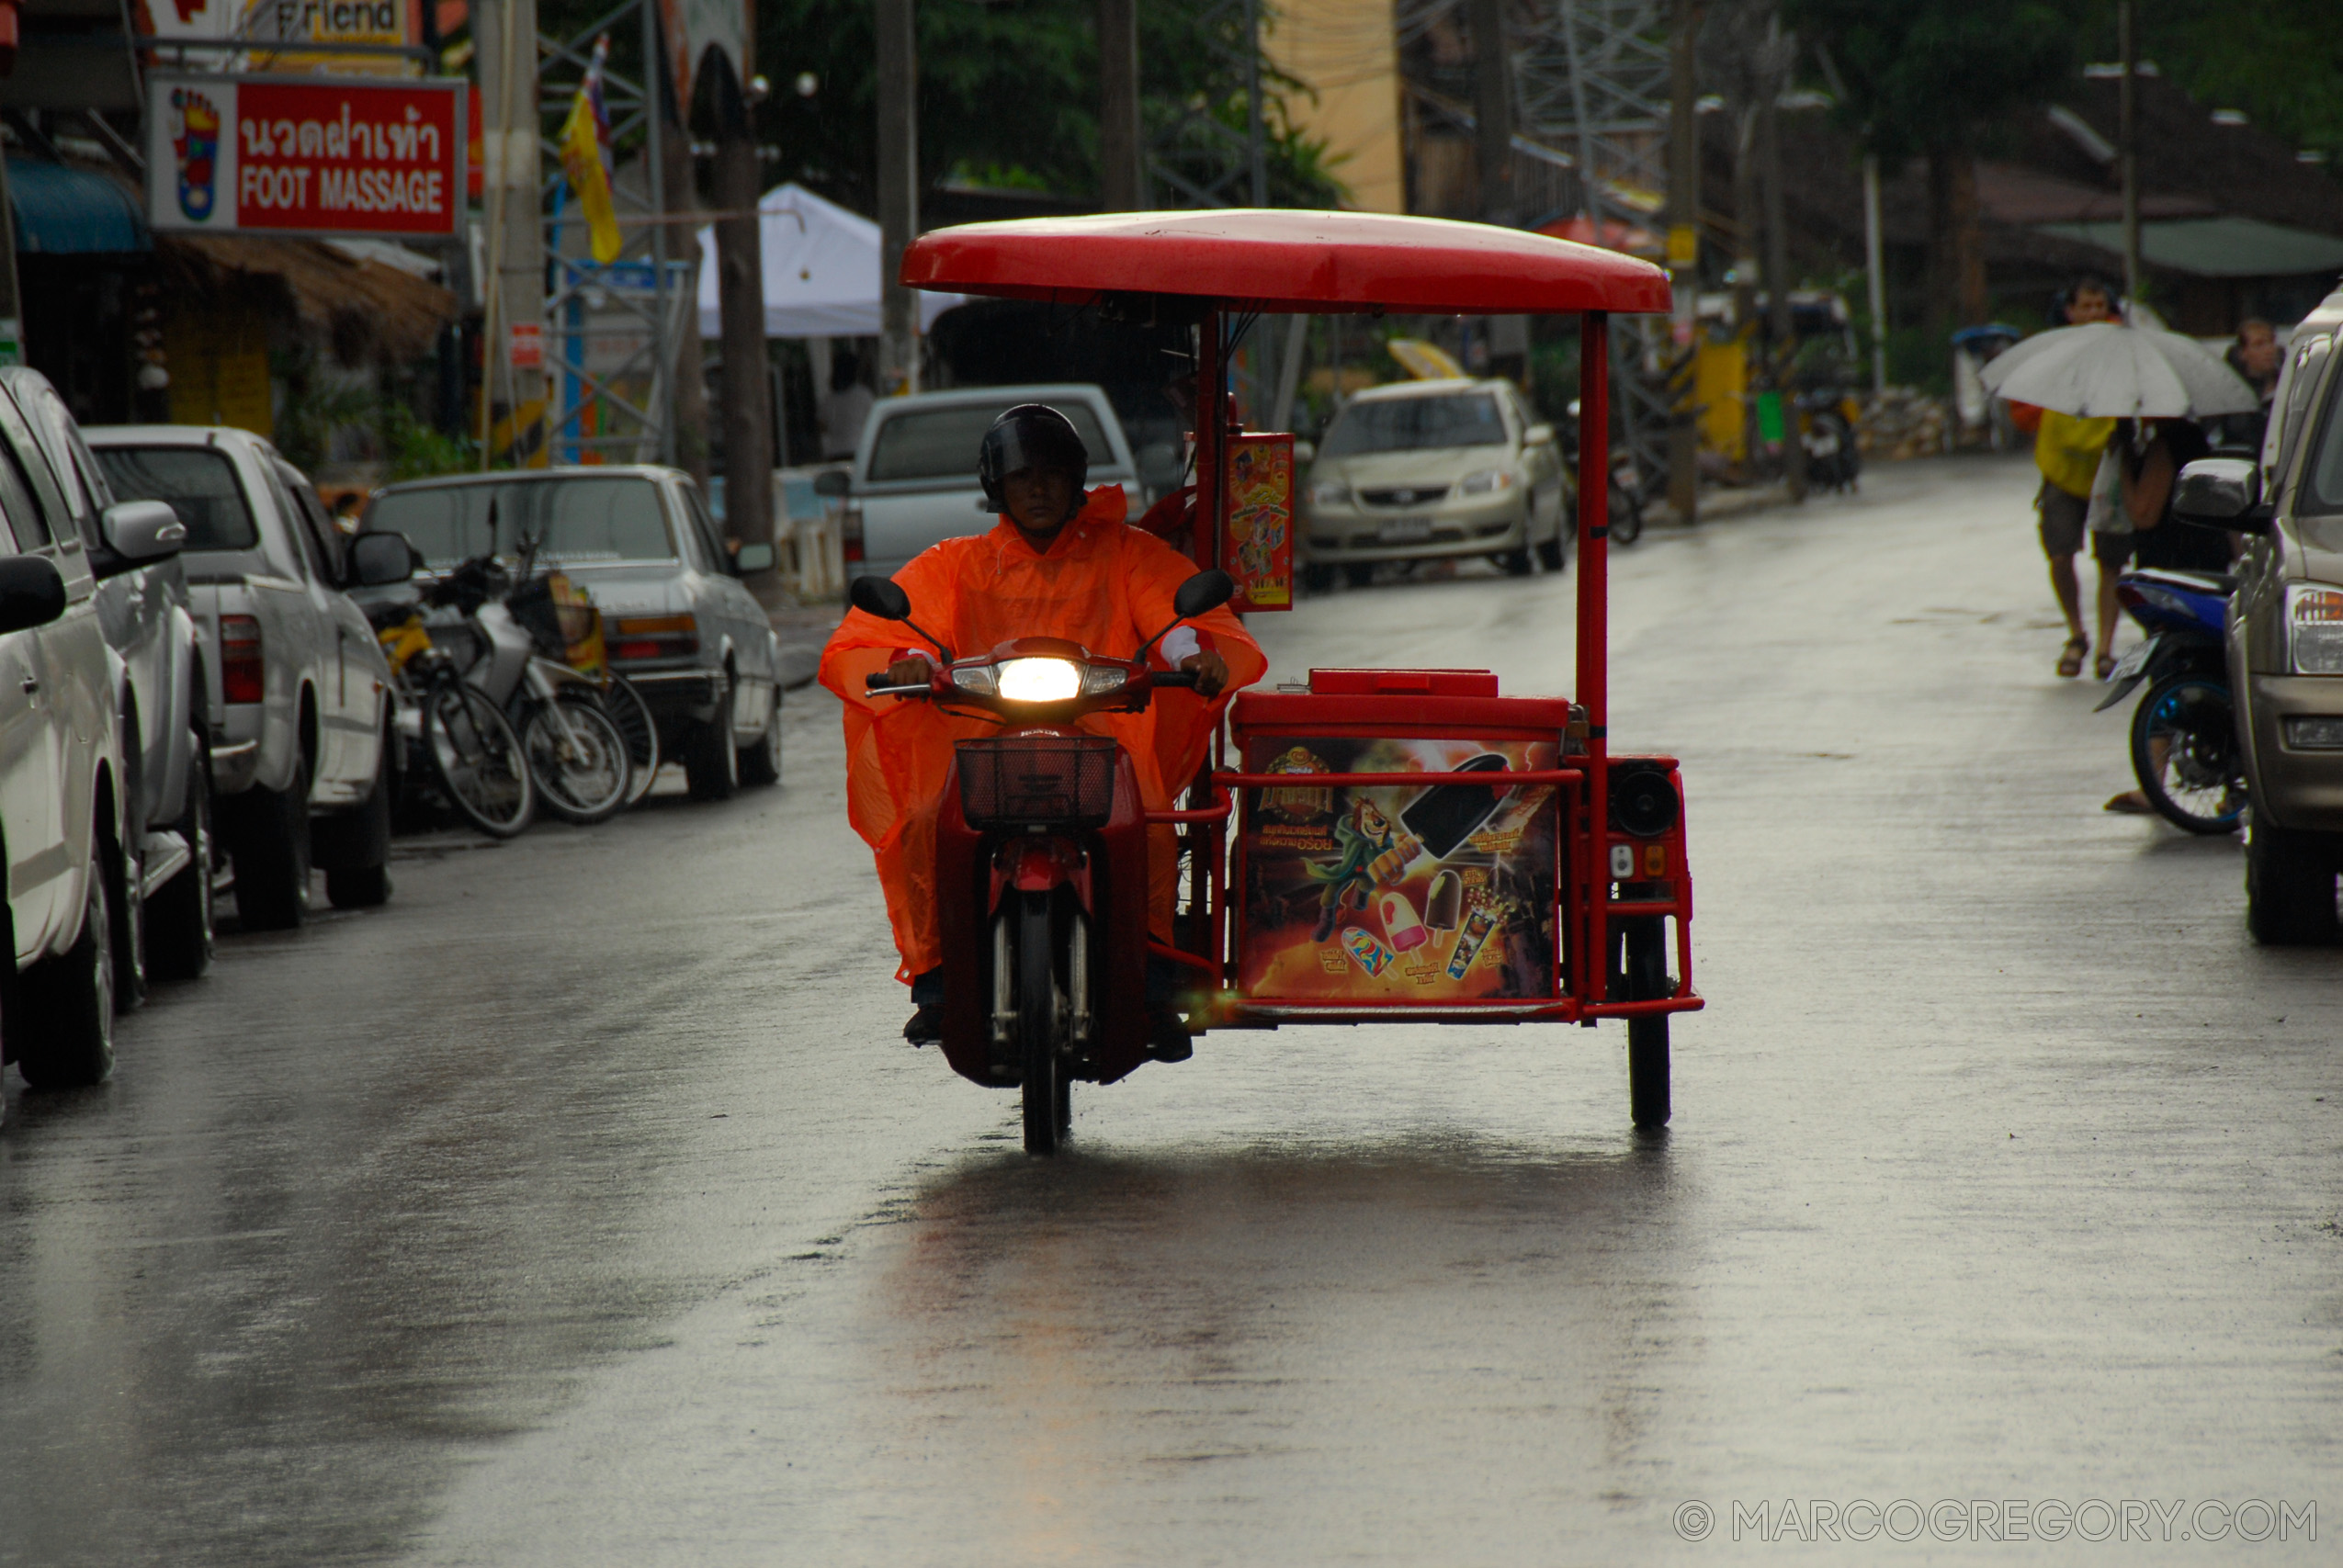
[864,1134,1692,1561]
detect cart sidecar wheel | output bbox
[1624,917,1670,1130]
[1019,892,1066,1155]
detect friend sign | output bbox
[145,74,466,240]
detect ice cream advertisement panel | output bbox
[1235,735,1561,1002]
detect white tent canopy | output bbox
[696,182,965,339]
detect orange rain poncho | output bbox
[818,486,1267,981]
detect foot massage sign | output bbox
[1234,736,1562,1001]
[144,74,468,240]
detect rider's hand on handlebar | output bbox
[884,655,934,689]
[1180,649,1229,699]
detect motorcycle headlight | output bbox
[1308,479,1352,507]
[995,657,1083,703]
[950,665,997,694]
[1459,468,1514,495]
[1081,664,1130,696]
[2288,585,2343,674]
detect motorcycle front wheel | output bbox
[423,681,536,837]
[1018,891,1069,1155]
[2131,673,2247,835]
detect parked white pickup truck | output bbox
[819,385,1140,582]
[87,426,408,928]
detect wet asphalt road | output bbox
[3,456,2337,1565]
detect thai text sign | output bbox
[145,73,466,239]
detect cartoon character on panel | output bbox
[1306,796,1419,942]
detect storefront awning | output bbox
[2032,216,2343,279]
[6,158,149,254]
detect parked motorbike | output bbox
[1797,387,1862,493]
[854,568,1237,1155]
[2095,566,2246,834]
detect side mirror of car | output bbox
[1173,569,1237,620]
[91,499,187,578]
[349,530,419,586]
[812,468,852,499]
[850,574,911,621]
[2173,457,2273,535]
[735,541,776,575]
[1525,423,1556,446]
[1292,438,1316,465]
[0,555,67,634]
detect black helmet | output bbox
[978,403,1089,513]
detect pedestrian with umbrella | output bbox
[1984,305,2259,676]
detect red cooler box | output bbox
[1229,669,1574,1006]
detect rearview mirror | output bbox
[2173,457,2271,533]
[95,499,186,578]
[812,468,852,498]
[735,541,776,574]
[1292,439,1316,465]
[349,530,418,586]
[1525,423,1556,446]
[1173,569,1237,620]
[0,555,67,635]
[850,574,911,621]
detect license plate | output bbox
[1380,516,1432,543]
[2108,637,2156,682]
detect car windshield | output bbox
[2301,376,2343,515]
[364,478,674,567]
[90,446,258,550]
[866,400,1114,483]
[1321,392,1507,457]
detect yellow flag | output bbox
[560,38,621,265]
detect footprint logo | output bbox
[172,88,219,222]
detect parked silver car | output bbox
[822,384,1140,582]
[86,425,405,926]
[0,400,183,1098]
[1,369,212,989]
[1299,378,1568,585]
[360,467,783,800]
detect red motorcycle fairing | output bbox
[936,746,1153,1089]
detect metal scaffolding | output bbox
[536,0,694,466]
[1147,0,1270,209]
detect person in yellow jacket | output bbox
[2029,278,2118,677]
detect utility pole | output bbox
[1098,0,1144,209]
[1243,0,1268,204]
[1469,0,1513,225]
[1862,154,1886,396]
[658,50,710,489]
[1758,22,1803,502]
[2117,0,2140,309]
[0,160,21,368]
[476,0,548,465]
[876,0,919,393]
[712,64,774,577]
[1665,0,1700,524]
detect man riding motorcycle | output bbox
[819,404,1267,1052]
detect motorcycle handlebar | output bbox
[1152,669,1202,689]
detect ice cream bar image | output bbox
[1424,870,1462,931]
[1446,904,1498,979]
[1377,891,1428,952]
[1341,924,1395,976]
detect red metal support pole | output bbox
[1576,311,1611,1002]
[1195,308,1229,982]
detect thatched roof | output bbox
[157,234,458,366]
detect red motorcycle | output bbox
[854,569,1236,1153]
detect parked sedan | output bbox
[87,426,405,925]
[361,467,783,801]
[1298,378,1567,586]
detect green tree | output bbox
[2131,0,2343,170]
[1789,0,2082,331]
[753,0,1342,213]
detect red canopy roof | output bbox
[900,209,1671,316]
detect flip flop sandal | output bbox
[2102,793,2156,815]
[2056,637,2088,678]
[2095,652,2119,680]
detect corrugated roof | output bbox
[2031,216,2343,279]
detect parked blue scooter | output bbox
[2096,567,2246,833]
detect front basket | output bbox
[956,735,1118,829]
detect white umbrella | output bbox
[1978,321,2257,419]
